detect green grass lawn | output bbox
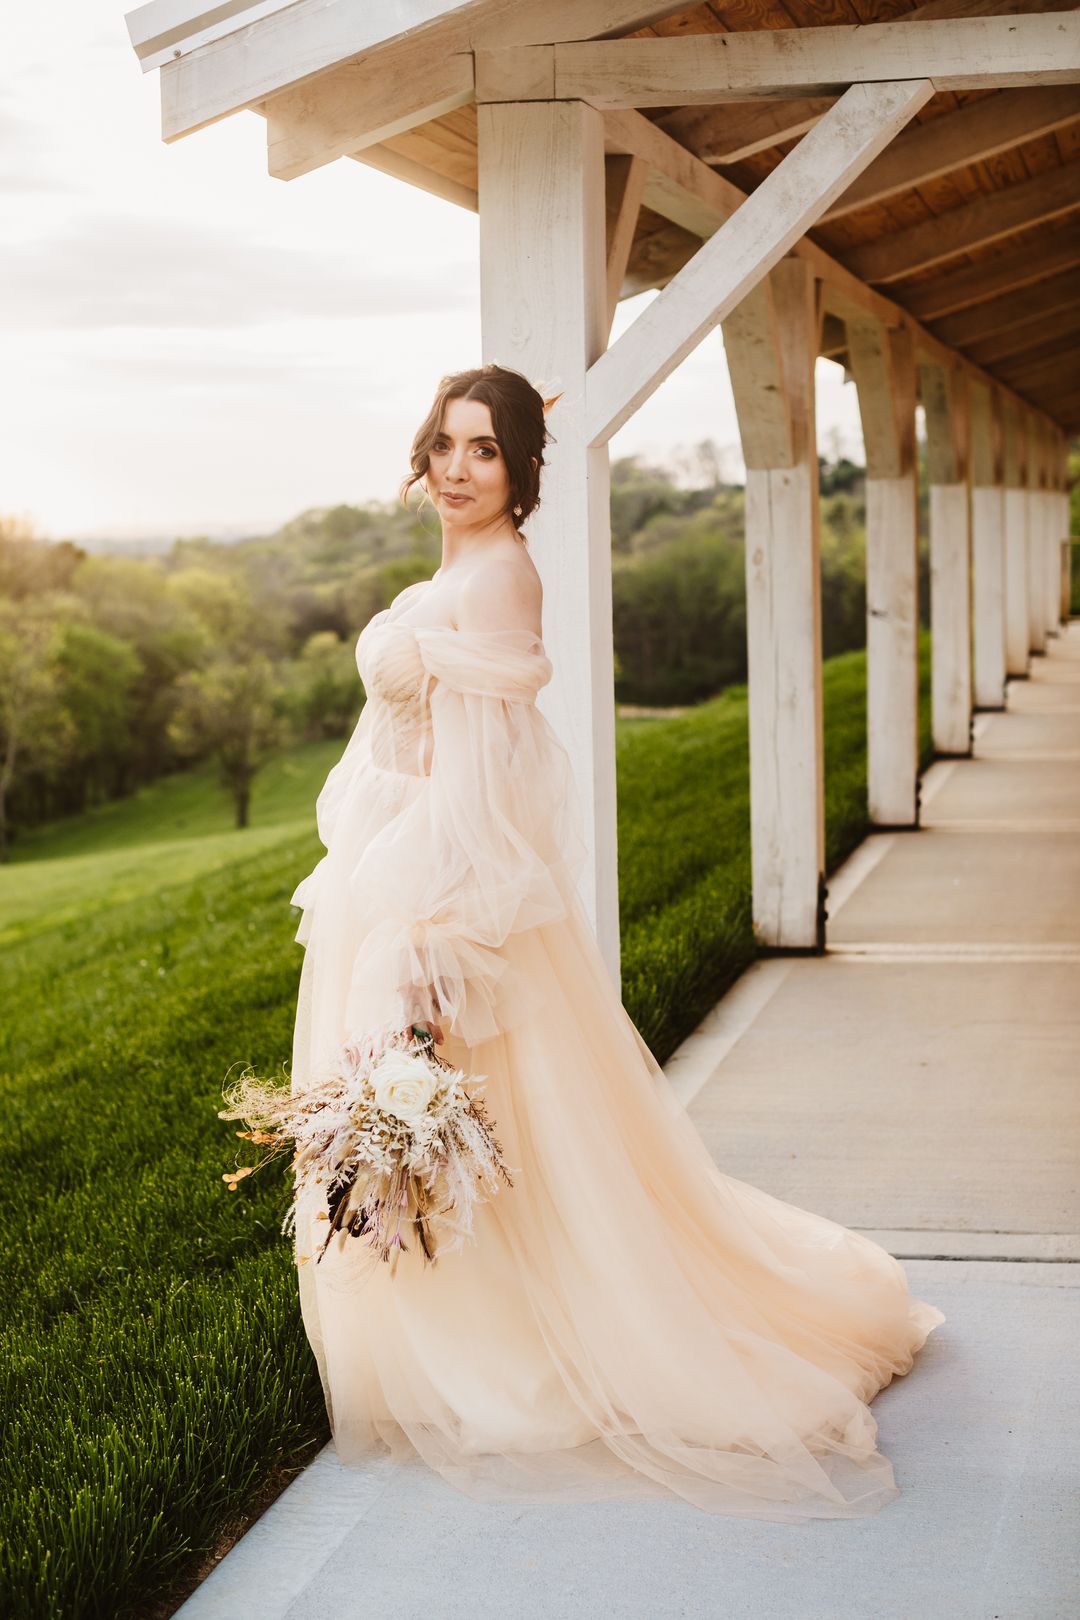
[0,636,932,1619]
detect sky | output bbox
[2,1,866,544]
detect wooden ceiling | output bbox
[368,0,1080,432]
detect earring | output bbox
[513,504,523,518]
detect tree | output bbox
[52,623,141,808]
[168,657,285,829]
[0,604,72,861]
[282,631,363,741]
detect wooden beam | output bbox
[603,106,743,236]
[822,86,1080,222]
[584,79,934,446]
[162,0,694,144]
[966,304,1080,368]
[931,268,1080,349]
[604,153,647,335]
[820,312,848,359]
[474,15,1080,108]
[898,224,1080,320]
[846,161,1080,284]
[268,58,472,178]
[634,11,1080,166]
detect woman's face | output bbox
[424,396,513,533]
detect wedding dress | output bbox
[288,578,945,1522]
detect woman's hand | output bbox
[406,1019,445,1046]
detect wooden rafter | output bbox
[821,86,1080,222]
[655,98,834,166]
[898,224,1080,319]
[931,269,1080,348]
[967,306,1080,367]
[846,163,1080,284]
[996,340,1080,386]
[354,143,478,210]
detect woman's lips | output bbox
[441,492,470,504]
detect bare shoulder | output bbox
[456,549,543,634]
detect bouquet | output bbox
[218,1024,516,1276]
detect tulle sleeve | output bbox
[342,626,589,1047]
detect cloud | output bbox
[3,211,477,331]
[0,104,80,194]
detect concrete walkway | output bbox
[178,625,1080,1620]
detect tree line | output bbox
[0,447,901,857]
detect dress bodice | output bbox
[353,588,556,779]
[356,615,435,777]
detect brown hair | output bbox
[399,364,561,527]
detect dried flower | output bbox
[217,1023,516,1276]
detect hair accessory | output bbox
[486,358,563,418]
[530,373,564,418]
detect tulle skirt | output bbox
[290,869,945,1522]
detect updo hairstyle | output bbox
[399,364,561,527]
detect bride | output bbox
[287,363,944,1521]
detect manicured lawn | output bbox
[0,635,932,1619]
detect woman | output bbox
[288,363,944,1521]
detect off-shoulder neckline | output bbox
[370,617,544,643]
[374,582,542,643]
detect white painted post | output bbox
[1002,398,1029,677]
[723,259,824,948]
[847,317,919,825]
[970,381,1006,710]
[476,98,621,981]
[1026,411,1047,655]
[920,355,972,753]
[1043,422,1063,638]
[1060,447,1073,626]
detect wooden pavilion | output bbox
[124,0,1080,990]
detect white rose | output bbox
[369,1049,437,1123]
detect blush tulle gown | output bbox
[288,580,945,1522]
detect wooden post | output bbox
[722,260,824,948]
[1002,397,1030,676]
[920,354,972,752]
[847,316,919,825]
[1060,437,1073,627]
[969,381,1006,709]
[1026,411,1047,655]
[1042,420,1063,638]
[476,99,621,981]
